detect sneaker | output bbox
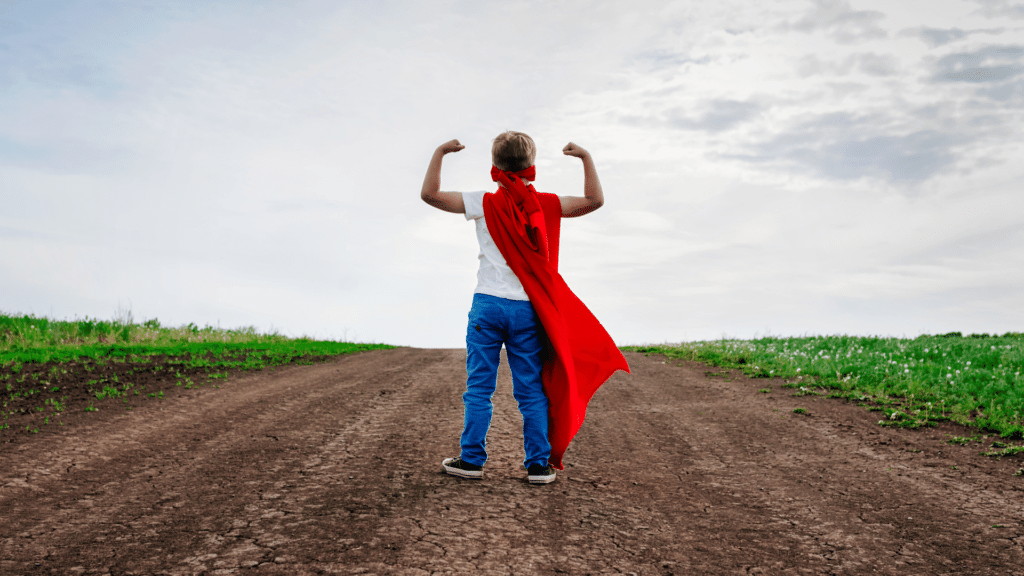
[442,457,483,479]
[526,463,556,484]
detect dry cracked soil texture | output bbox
[1,347,1023,575]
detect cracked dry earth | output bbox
[2,347,1023,575]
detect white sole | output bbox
[442,458,483,479]
[527,473,556,484]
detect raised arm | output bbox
[421,139,466,214]
[559,142,605,218]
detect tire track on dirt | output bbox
[0,347,459,574]
[1,348,1022,575]
[574,356,1023,575]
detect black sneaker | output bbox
[526,463,556,484]
[442,457,483,479]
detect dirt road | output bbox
[1,347,1022,575]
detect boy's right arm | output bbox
[421,140,466,214]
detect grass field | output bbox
[622,332,1024,441]
[1,311,400,435]
[0,310,397,364]
[4,311,1022,443]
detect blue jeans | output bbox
[461,293,551,468]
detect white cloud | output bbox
[1,0,1023,348]
[969,0,1024,19]
[783,0,889,44]
[929,44,1024,82]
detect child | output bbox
[420,131,630,485]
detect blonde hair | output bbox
[491,131,537,172]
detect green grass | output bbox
[622,332,1024,439]
[980,444,1024,458]
[2,311,402,436]
[1,311,398,366]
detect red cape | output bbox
[483,165,631,470]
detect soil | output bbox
[1,347,1022,575]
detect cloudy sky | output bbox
[2,0,1022,348]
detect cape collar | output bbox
[487,165,546,256]
[490,165,536,198]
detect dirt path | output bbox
[1,347,1022,575]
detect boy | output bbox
[420,131,629,485]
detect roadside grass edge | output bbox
[621,332,1024,441]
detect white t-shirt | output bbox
[463,191,530,301]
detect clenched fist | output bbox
[562,142,590,159]
[438,139,466,154]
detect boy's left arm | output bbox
[559,142,604,218]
